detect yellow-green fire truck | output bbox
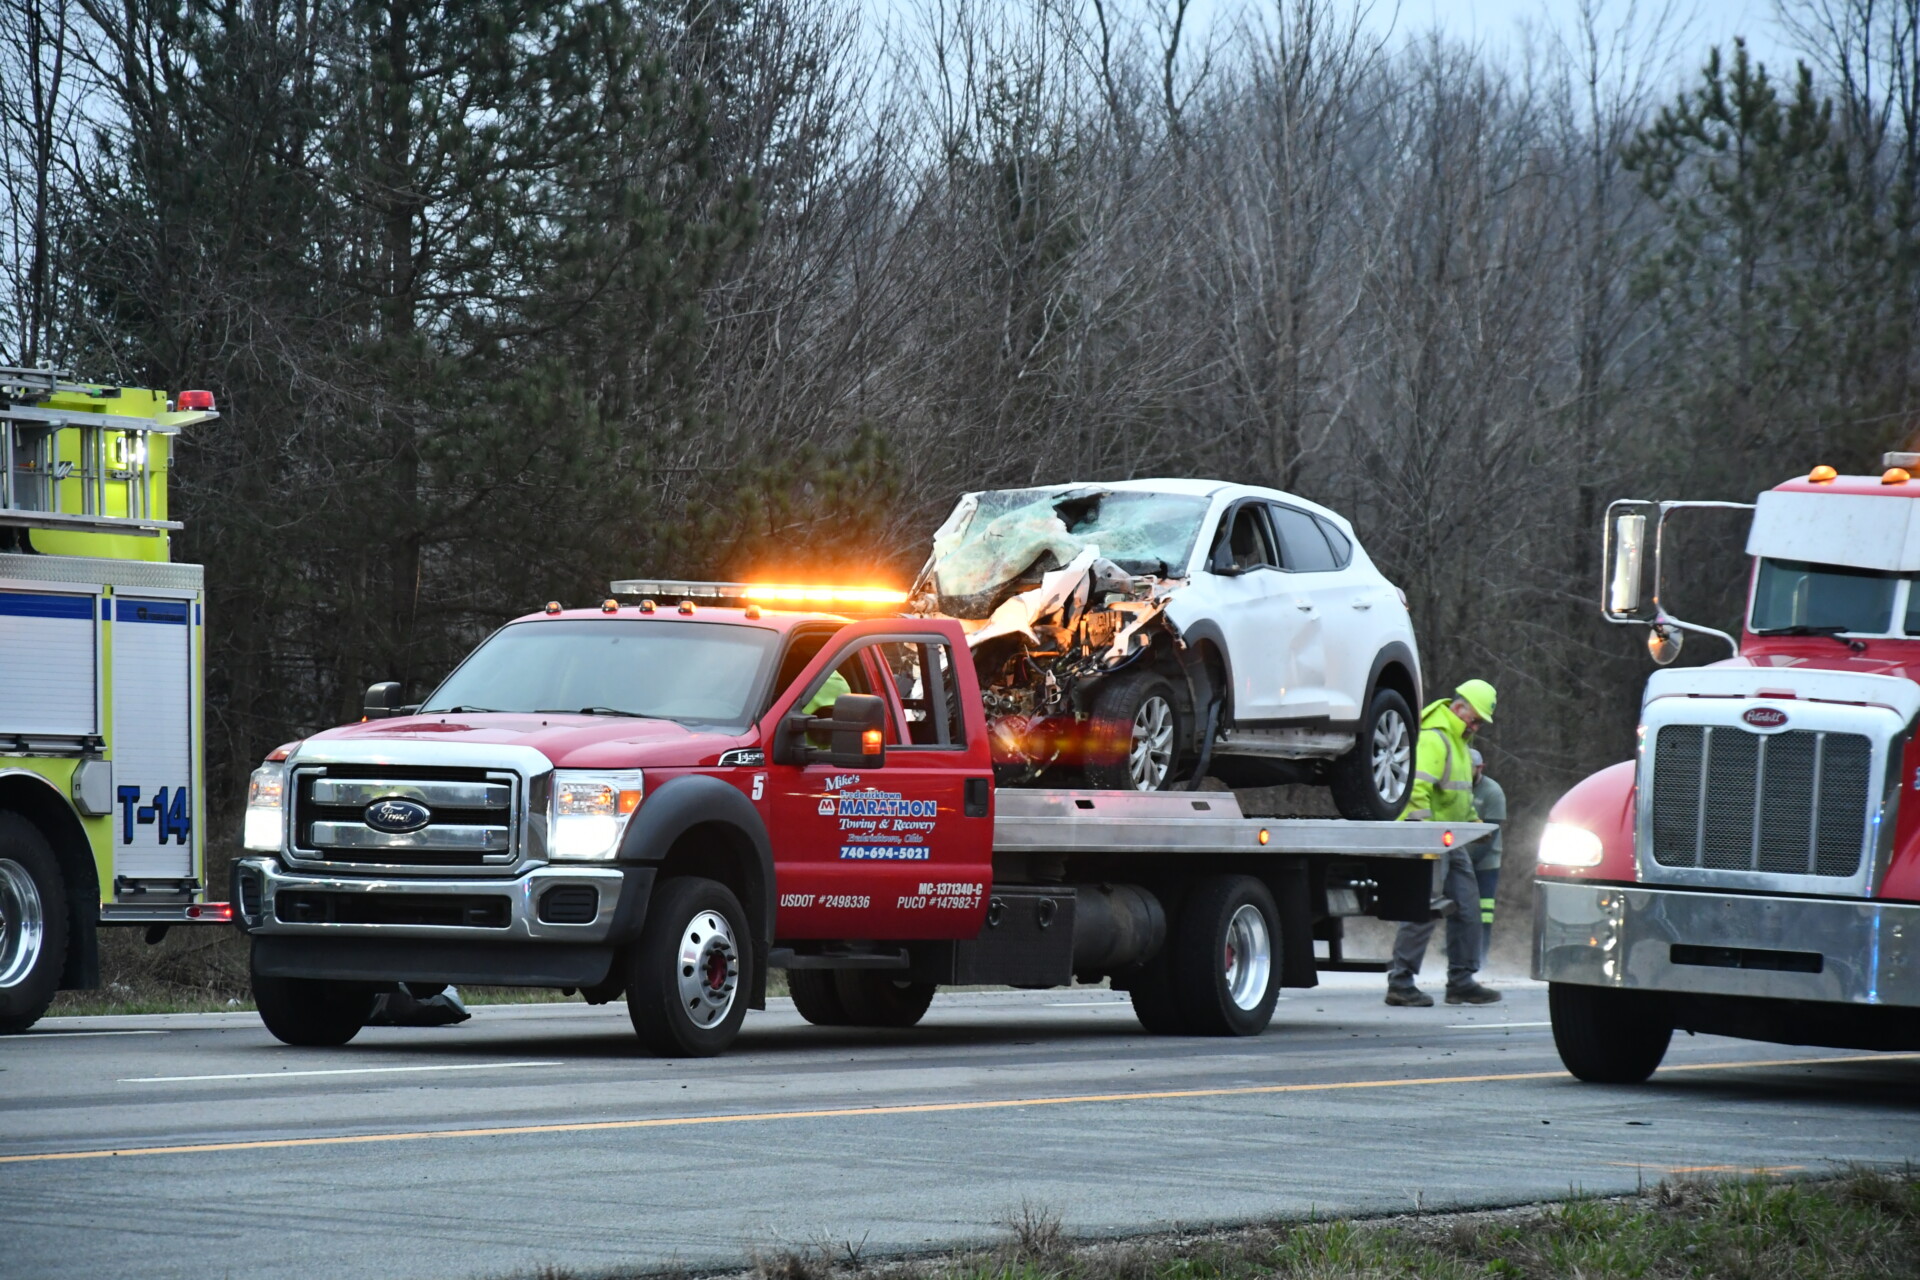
[0,367,223,1032]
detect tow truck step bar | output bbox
[990,790,1495,858]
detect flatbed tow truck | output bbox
[232,582,1489,1055]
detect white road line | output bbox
[11,1030,168,1039]
[1447,1020,1553,1030]
[120,1060,564,1084]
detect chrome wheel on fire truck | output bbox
[0,816,68,1035]
[1329,687,1416,821]
[627,876,751,1057]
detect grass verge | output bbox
[510,1169,1918,1280]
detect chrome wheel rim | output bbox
[0,859,46,989]
[676,908,739,1029]
[1371,707,1411,805]
[1128,695,1176,791]
[1222,903,1272,1011]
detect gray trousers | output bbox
[1388,845,1482,992]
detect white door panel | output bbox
[112,596,194,882]
[0,588,99,735]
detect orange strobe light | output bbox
[1886,468,1912,485]
[743,584,911,606]
[1809,464,1838,483]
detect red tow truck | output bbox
[1537,462,1920,1081]
[233,581,1487,1055]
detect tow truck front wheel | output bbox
[1548,982,1673,1083]
[627,877,751,1057]
[250,948,377,1047]
[0,815,68,1035]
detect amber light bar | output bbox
[609,579,909,609]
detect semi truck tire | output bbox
[833,971,936,1028]
[250,949,377,1047]
[626,877,751,1057]
[1328,687,1414,821]
[1170,874,1280,1036]
[0,815,68,1035]
[1549,982,1673,1083]
[788,969,850,1026]
[1084,671,1184,792]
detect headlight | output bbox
[1537,822,1604,868]
[243,762,287,851]
[550,770,645,861]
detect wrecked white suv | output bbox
[910,480,1421,820]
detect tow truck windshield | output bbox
[418,619,780,729]
[1750,558,1914,635]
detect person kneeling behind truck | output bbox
[1385,680,1501,1007]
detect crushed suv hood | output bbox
[304,713,747,770]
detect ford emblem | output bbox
[365,798,431,833]
[1743,706,1789,729]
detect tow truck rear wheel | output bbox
[1548,982,1673,1083]
[833,971,936,1028]
[0,815,68,1035]
[1170,875,1280,1036]
[788,969,850,1026]
[626,877,751,1057]
[250,949,377,1047]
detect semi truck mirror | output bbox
[1603,504,1656,622]
[1647,623,1683,666]
[363,681,403,720]
[825,694,887,768]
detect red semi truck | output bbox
[1536,461,1920,1081]
[232,582,1487,1055]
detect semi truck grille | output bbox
[1649,725,1871,878]
[290,766,517,870]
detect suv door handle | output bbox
[1294,598,1315,612]
[1351,600,1372,610]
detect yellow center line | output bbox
[4,1050,1914,1166]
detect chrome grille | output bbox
[291,766,517,869]
[1649,725,1870,878]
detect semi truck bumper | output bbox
[1534,879,1920,1009]
[231,858,653,988]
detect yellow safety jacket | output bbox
[1399,699,1479,823]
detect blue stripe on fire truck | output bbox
[0,592,94,620]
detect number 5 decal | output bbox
[751,773,766,801]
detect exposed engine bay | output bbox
[909,486,1210,778]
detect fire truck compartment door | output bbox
[112,596,195,882]
[0,587,99,736]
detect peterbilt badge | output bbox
[1742,706,1789,729]
[365,798,431,833]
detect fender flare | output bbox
[1364,641,1421,713]
[615,773,775,961]
[1176,620,1233,723]
[0,769,99,990]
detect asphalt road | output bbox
[3,973,1917,1280]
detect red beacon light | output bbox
[176,389,215,411]
[544,601,563,614]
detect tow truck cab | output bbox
[1536,463,1920,1081]
[234,600,1011,1052]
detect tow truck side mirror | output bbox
[772,693,888,768]
[363,681,403,720]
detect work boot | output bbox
[1384,986,1434,1007]
[1445,983,1502,1005]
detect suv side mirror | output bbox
[772,693,888,768]
[1208,543,1241,576]
[363,681,403,720]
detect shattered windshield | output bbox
[928,487,1210,614]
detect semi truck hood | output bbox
[304,713,751,770]
[1648,659,1920,722]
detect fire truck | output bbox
[0,368,227,1034]
[231,581,1490,1055]
[1536,460,1920,1082]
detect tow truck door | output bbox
[763,620,993,941]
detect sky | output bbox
[1372,1,1797,71]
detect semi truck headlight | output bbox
[550,770,645,861]
[243,762,287,851]
[1537,822,1604,868]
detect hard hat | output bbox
[1455,679,1496,724]
[1469,748,1484,768]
